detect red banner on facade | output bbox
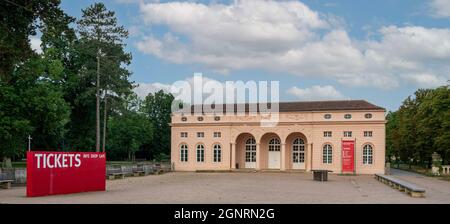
[341,140,355,173]
[26,151,106,197]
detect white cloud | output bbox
[115,0,153,4]
[134,75,281,105]
[133,76,225,100]
[134,0,450,89]
[29,36,42,54]
[429,0,450,18]
[287,85,345,101]
[400,73,448,88]
[133,82,171,98]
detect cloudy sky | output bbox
[61,0,450,111]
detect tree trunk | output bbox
[442,152,447,166]
[102,90,107,153]
[2,156,12,168]
[95,49,101,152]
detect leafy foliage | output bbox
[107,94,153,161]
[1,1,176,162]
[386,85,450,167]
[140,90,174,159]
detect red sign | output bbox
[341,140,355,173]
[26,151,106,197]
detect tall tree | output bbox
[108,94,153,161]
[141,90,174,159]
[0,0,61,82]
[417,86,450,165]
[386,85,450,168]
[386,111,399,162]
[76,2,132,152]
[0,0,72,166]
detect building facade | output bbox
[170,100,386,174]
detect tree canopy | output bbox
[0,1,174,165]
[386,85,450,167]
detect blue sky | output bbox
[60,0,450,111]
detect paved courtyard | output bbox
[0,169,449,204]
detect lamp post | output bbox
[96,50,119,153]
[28,135,32,151]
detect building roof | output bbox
[186,100,385,114]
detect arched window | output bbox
[269,138,280,152]
[323,144,332,164]
[180,144,188,162]
[213,144,222,163]
[196,144,204,162]
[245,138,256,162]
[363,144,373,165]
[292,138,305,163]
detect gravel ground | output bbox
[0,169,449,204]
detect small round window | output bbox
[197,117,204,121]
[344,114,352,119]
[365,113,373,119]
[214,116,220,121]
[181,117,187,122]
[324,114,332,119]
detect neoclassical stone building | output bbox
[170,100,386,174]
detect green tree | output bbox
[417,86,450,165]
[107,94,153,161]
[386,111,400,163]
[16,54,70,149]
[141,90,174,159]
[387,85,450,169]
[0,85,33,163]
[0,0,72,165]
[73,2,133,152]
[0,0,63,82]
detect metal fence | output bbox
[0,161,173,185]
[0,168,26,185]
[105,162,172,177]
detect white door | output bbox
[268,151,281,169]
[245,138,256,169]
[292,138,306,170]
[268,138,281,169]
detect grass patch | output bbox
[106,161,135,165]
[12,162,27,168]
[391,164,429,175]
[391,163,450,181]
[438,176,450,182]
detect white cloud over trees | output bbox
[287,85,345,101]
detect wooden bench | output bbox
[0,180,13,189]
[106,168,125,180]
[142,165,155,175]
[375,174,426,198]
[132,167,145,177]
[153,164,163,175]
